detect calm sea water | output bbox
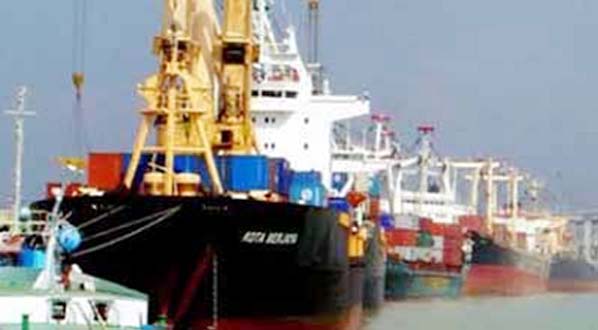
[364,294,598,330]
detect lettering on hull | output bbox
[241,231,299,245]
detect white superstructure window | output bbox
[262,90,283,98]
[285,91,298,98]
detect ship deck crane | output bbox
[124,0,223,195]
[123,0,258,196]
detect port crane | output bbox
[123,0,258,196]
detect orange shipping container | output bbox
[88,153,124,190]
[419,218,445,235]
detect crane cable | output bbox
[71,0,89,162]
[72,0,87,101]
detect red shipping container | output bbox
[443,248,463,266]
[429,223,445,235]
[46,182,62,198]
[443,224,462,239]
[419,218,445,235]
[65,183,82,197]
[443,237,463,249]
[88,153,124,190]
[458,215,484,233]
[386,229,418,246]
[419,217,433,229]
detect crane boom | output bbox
[214,0,257,153]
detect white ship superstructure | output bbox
[250,1,369,188]
[387,126,477,222]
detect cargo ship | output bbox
[466,229,551,296]
[379,127,471,299]
[329,115,400,309]
[384,216,467,300]
[457,164,560,296]
[379,127,564,298]
[548,215,598,292]
[549,256,598,292]
[31,1,370,329]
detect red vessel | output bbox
[463,231,550,296]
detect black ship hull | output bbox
[548,257,598,292]
[33,195,364,330]
[464,233,549,296]
[363,223,385,310]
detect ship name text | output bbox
[241,231,299,245]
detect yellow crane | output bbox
[123,0,258,196]
[214,0,258,153]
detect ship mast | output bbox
[4,86,35,232]
[306,0,324,95]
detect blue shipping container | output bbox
[369,176,382,197]
[268,158,291,195]
[222,155,269,191]
[379,213,395,230]
[123,153,230,191]
[331,172,349,191]
[290,171,326,207]
[18,248,46,269]
[121,153,152,188]
[278,170,293,195]
[292,171,322,185]
[173,155,227,189]
[328,198,350,213]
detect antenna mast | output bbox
[306,0,323,94]
[5,86,36,232]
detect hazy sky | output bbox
[1,0,597,210]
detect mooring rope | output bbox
[72,205,181,258]
[77,205,128,230]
